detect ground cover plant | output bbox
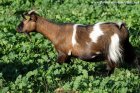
[0,0,140,93]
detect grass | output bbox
[0,0,140,92]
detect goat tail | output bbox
[119,22,137,65]
[108,33,123,64]
[119,22,129,40]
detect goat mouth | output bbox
[17,30,31,38]
[16,28,28,34]
[16,27,23,33]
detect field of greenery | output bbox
[0,0,140,93]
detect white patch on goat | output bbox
[108,34,122,63]
[68,50,72,55]
[89,22,104,43]
[116,22,122,27]
[96,51,101,54]
[72,24,81,46]
[86,42,90,45]
[92,55,96,58]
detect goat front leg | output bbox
[57,51,68,64]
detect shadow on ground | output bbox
[0,47,139,82]
[0,61,40,81]
[0,1,12,6]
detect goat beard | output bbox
[24,32,32,42]
[24,32,30,37]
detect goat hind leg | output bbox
[106,60,117,75]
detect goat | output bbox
[16,10,136,74]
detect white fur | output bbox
[72,24,81,46]
[92,55,96,58]
[68,50,72,55]
[116,22,122,27]
[89,22,104,43]
[108,34,122,63]
[96,52,101,54]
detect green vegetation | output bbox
[0,0,140,92]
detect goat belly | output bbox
[78,54,104,62]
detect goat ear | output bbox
[25,15,31,20]
[22,14,31,20]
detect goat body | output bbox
[17,11,136,73]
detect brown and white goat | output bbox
[16,11,136,74]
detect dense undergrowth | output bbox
[0,0,140,93]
